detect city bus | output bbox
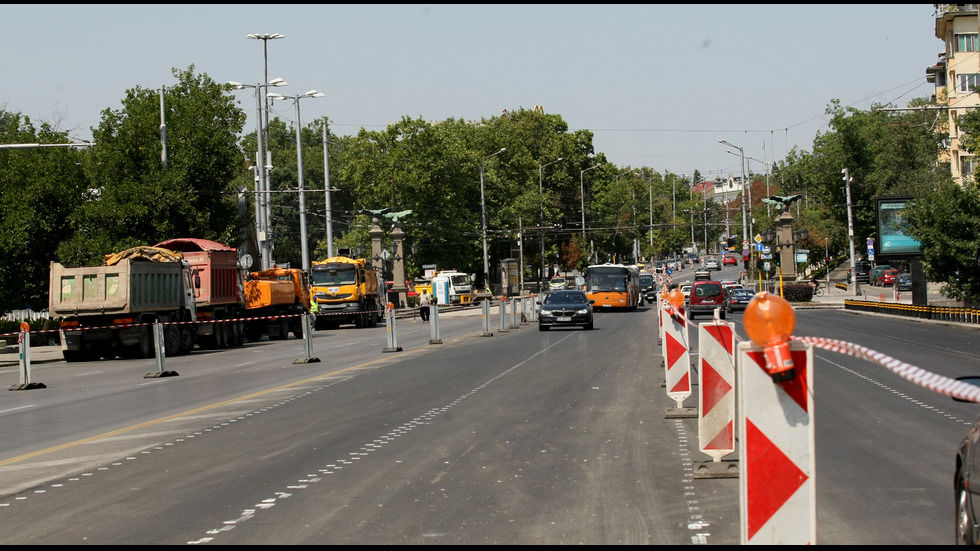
[583,263,640,310]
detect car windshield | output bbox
[694,284,722,297]
[543,292,587,305]
[732,290,755,298]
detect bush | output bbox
[783,283,814,303]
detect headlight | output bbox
[575,308,590,315]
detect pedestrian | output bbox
[309,298,320,329]
[419,289,431,322]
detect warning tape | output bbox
[793,335,980,403]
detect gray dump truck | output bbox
[49,247,199,362]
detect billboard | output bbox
[875,197,921,257]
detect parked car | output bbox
[537,289,594,331]
[725,288,756,313]
[687,280,726,319]
[847,260,873,284]
[723,255,738,266]
[869,265,893,287]
[705,258,721,271]
[894,273,912,292]
[694,269,711,281]
[954,376,980,544]
[875,268,900,287]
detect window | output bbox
[963,156,976,178]
[958,33,980,53]
[959,74,980,93]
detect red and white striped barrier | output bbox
[737,339,815,545]
[662,302,692,410]
[698,320,735,462]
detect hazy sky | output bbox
[1,4,941,181]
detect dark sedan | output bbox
[725,288,756,314]
[894,273,912,292]
[955,376,980,544]
[538,289,595,331]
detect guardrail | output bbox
[844,299,980,324]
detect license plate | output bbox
[557,316,571,322]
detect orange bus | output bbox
[584,263,640,310]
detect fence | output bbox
[2,310,50,323]
[844,299,980,324]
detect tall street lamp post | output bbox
[229,78,288,270]
[581,163,602,263]
[719,139,750,284]
[267,89,324,275]
[539,157,562,290]
[480,147,506,290]
[246,33,284,162]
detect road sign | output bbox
[755,243,763,252]
[761,254,772,260]
[743,240,750,248]
[755,234,763,244]
[763,246,771,254]
[764,262,771,272]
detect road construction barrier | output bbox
[9,322,45,391]
[695,320,737,478]
[429,303,443,345]
[480,299,493,337]
[662,289,694,417]
[383,302,402,353]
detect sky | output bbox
[1,4,942,182]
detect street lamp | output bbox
[720,140,752,285]
[229,78,289,270]
[480,147,506,289]
[246,33,284,162]
[539,157,562,290]
[744,154,773,216]
[580,163,602,262]
[267,89,324,275]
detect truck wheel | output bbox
[292,318,303,339]
[129,326,152,359]
[178,325,195,355]
[232,320,244,347]
[245,324,264,343]
[272,317,289,340]
[63,350,86,363]
[163,319,180,357]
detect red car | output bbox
[723,256,737,266]
[876,268,900,287]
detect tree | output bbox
[904,181,980,303]
[0,112,90,310]
[58,65,246,266]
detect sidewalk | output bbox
[0,344,64,367]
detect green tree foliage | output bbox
[904,181,980,303]
[0,112,90,310]
[57,65,246,266]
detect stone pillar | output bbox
[369,216,383,273]
[391,223,407,308]
[775,212,797,281]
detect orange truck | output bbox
[243,267,310,341]
[157,239,309,344]
[310,256,383,329]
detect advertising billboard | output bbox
[875,197,921,257]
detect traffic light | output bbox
[756,258,763,270]
[775,252,781,267]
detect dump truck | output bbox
[431,270,474,305]
[50,246,199,362]
[155,238,245,348]
[243,267,309,341]
[310,256,383,329]
[157,239,308,344]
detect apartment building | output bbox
[931,4,980,184]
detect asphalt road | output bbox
[1,263,977,544]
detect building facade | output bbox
[932,4,980,185]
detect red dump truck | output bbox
[50,239,310,362]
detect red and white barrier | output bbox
[737,340,815,545]
[662,303,692,411]
[698,320,735,462]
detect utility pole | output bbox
[843,168,860,297]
